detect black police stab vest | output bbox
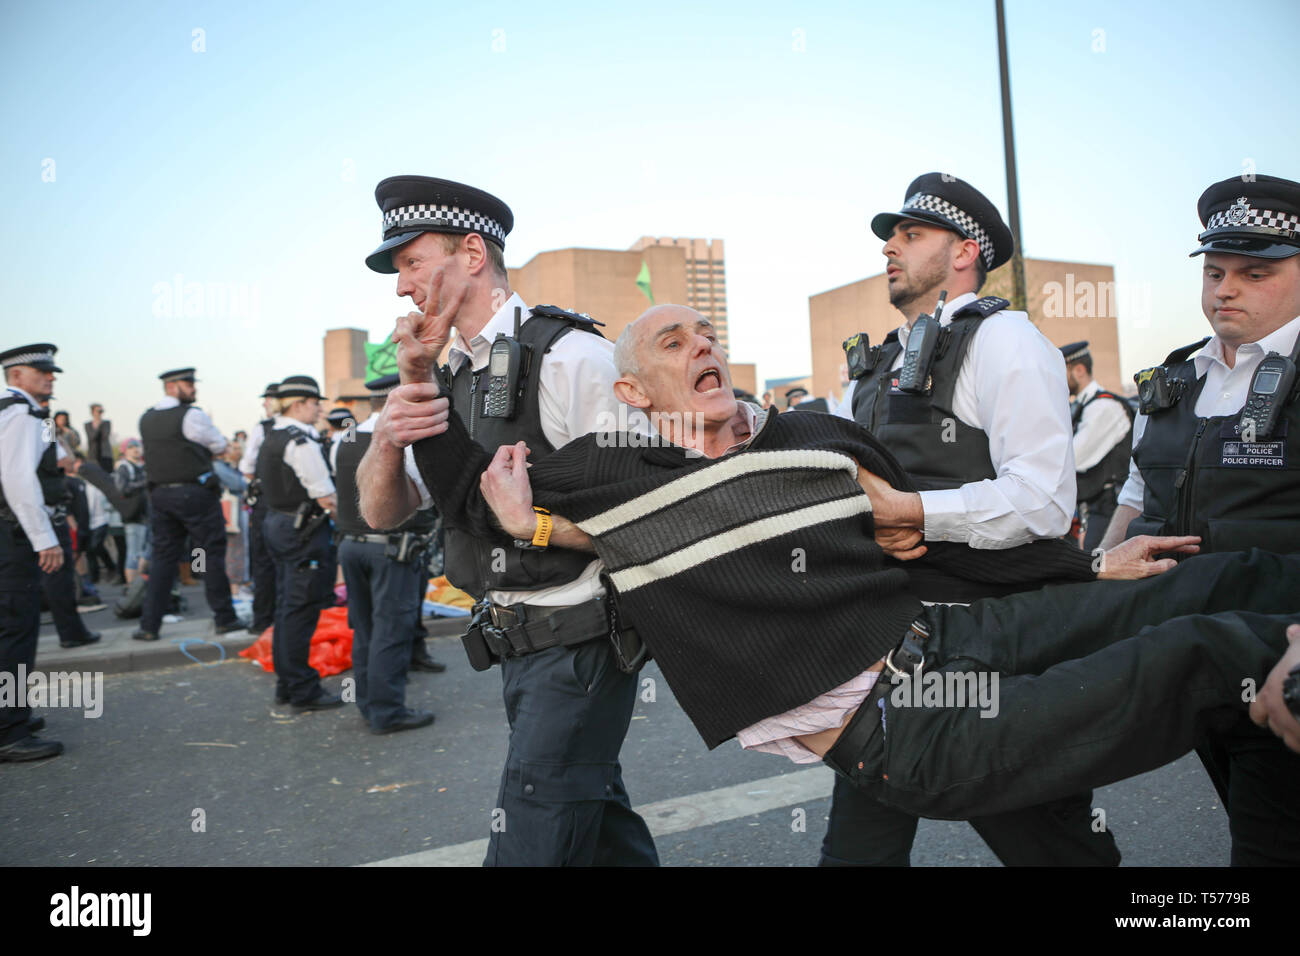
[139,404,212,485]
[443,310,603,599]
[0,394,69,523]
[255,426,314,511]
[1071,389,1134,502]
[332,430,435,536]
[1127,340,1300,555]
[849,297,1002,490]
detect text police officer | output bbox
[133,368,242,642]
[330,373,435,734]
[1100,173,1300,864]
[831,173,1116,866]
[355,176,658,866]
[256,375,342,711]
[0,344,68,761]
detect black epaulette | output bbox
[1160,337,1211,367]
[949,296,1010,320]
[882,329,899,345]
[285,425,310,445]
[530,304,606,329]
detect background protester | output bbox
[113,438,149,584]
[52,410,80,455]
[84,403,115,472]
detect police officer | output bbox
[330,373,435,733]
[257,375,341,710]
[355,176,658,866]
[1061,341,1134,551]
[1099,173,1300,865]
[239,383,281,634]
[830,173,1116,866]
[0,344,68,761]
[132,368,241,642]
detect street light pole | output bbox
[995,0,1027,312]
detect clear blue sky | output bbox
[3,0,1298,434]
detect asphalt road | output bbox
[1,631,1232,867]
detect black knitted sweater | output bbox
[413,407,1096,748]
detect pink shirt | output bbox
[736,669,881,763]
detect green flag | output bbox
[635,260,654,304]
[364,337,399,380]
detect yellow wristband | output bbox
[531,507,553,548]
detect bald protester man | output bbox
[375,303,1300,830]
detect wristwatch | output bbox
[513,507,552,550]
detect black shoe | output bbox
[132,630,159,642]
[0,736,64,762]
[248,622,272,635]
[59,632,101,649]
[27,716,45,733]
[274,693,289,705]
[371,710,435,735]
[292,691,344,712]
[214,621,245,635]
[410,650,447,673]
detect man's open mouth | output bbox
[694,369,722,393]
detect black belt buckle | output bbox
[885,618,931,678]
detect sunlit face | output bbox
[392,232,465,312]
[1201,252,1300,350]
[881,220,961,312]
[631,308,736,424]
[8,365,55,401]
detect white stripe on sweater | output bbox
[608,493,872,593]
[576,449,859,537]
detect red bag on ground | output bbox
[238,606,354,676]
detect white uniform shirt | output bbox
[1070,379,1132,473]
[1117,314,1300,512]
[438,292,620,607]
[0,386,58,551]
[148,396,228,456]
[330,411,432,512]
[835,291,1076,548]
[268,416,336,500]
[239,421,269,475]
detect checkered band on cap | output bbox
[1205,199,1300,238]
[1063,344,1089,363]
[382,203,508,246]
[2,348,56,368]
[903,192,995,267]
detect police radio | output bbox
[483,306,533,420]
[1238,342,1299,441]
[896,290,946,393]
[843,333,878,380]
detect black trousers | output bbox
[1195,710,1300,865]
[40,521,94,643]
[821,774,1115,866]
[485,636,659,867]
[0,520,41,746]
[248,501,276,632]
[339,539,418,729]
[825,549,1300,822]
[264,511,333,705]
[140,485,237,634]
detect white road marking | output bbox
[359,766,834,867]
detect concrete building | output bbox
[808,257,1126,408]
[629,237,729,350]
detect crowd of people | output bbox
[2,167,1298,869]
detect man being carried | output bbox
[386,302,1299,823]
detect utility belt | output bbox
[823,616,932,780]
[152,474,220,493]
[460,594,649,675]
[340,530,431,564]
[269,501,331,543]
